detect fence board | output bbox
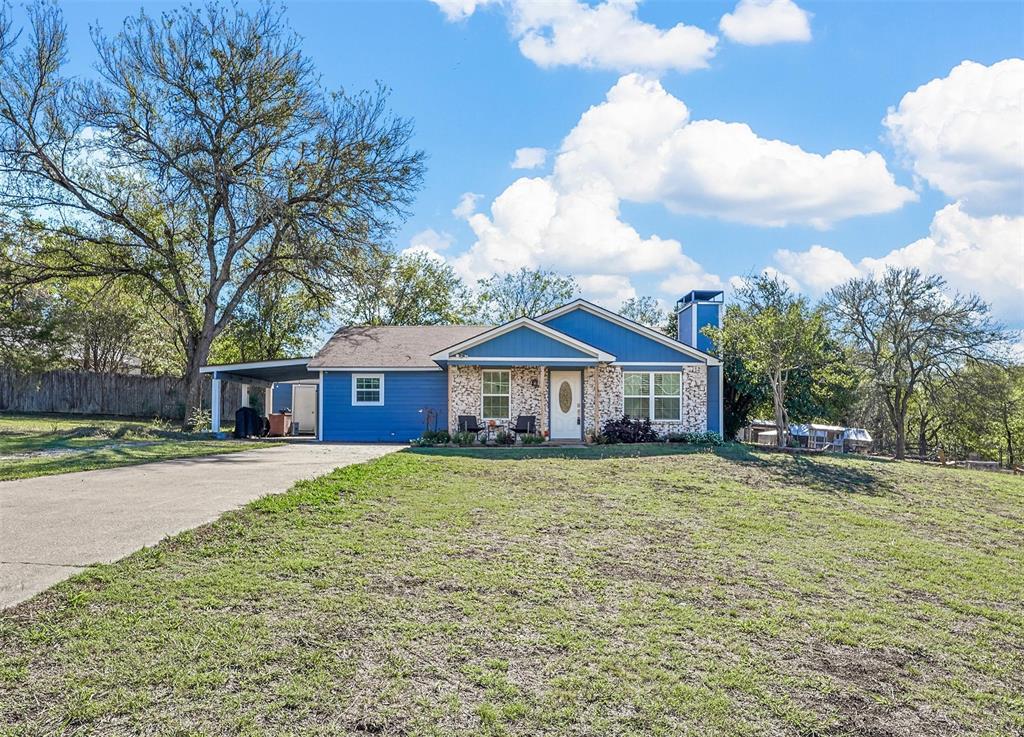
[0,368,244,421]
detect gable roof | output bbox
[535,299,720,365]
[430,316,616,363]
[309,325,489,369]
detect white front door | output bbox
[550,370,581,440]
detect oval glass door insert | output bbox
[558,381,573,413]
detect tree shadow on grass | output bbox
[721,444,897,497]
[406,443,897,496]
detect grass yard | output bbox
[0,413,261,481]
[1,446,1022,736]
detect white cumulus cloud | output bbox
[773,244,860,294]
[719,0,812,46]
[576,274,637,308]
[401,228,454,261]
[884,58,1024,214]
[770,203,1024,323]
[452,192,484,219]
[512,0,718,73]
[431,0,718,73]
[511,147,547,170]
[452,73,916,306]
[431,0,495,22]
[555,74,915,228]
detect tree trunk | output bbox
[1003,408,1015,468]
[894,410,907,460]
[771,371,787,448]
[181,333,214,430]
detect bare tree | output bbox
[0,3,423,421]
[828,268,1006,459]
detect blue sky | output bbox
[35,1,1024,326]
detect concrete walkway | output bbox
[0,443,398,608]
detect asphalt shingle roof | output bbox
[308,325,490,369]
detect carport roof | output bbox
[199,358,316,383]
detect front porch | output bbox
[446,363,709,442]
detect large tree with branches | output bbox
[707,275,830,448]
[828,268,1006,459]
[0,3,423,421]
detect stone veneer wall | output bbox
[587,363,707,437]
[448,366,545,431]
[449,363,707,439]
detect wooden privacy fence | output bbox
[0,368,243,420]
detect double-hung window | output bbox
[481,369,510,420]
[623,371,681,421]
[352,374,384,406]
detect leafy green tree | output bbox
[707,275,829,448]
[0,285,65,373]
[474,268,578,323]
[338,248,474,325]
[720,353,770,440]
[0,3,424,424]
[619,296,666,329]
[210,274,325,363]
[829,268,1006,459]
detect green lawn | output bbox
[1,446,1022,735]
[0,413,261,481]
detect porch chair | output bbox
[510,415,537,440]
[458,415,485,440]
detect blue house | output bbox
[200,291,724,442]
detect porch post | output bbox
[447,366,454,431]
[538,366,546,436]
[211,374,222,434]
[240,384,249,408]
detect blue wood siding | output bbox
[677,305,693,345]
[461,325,593,359]
[696,304,720,354]
[707,365,722,435]
[545,309,700,363]
[448,359,597,367]
[271,383,292,413]
[321,371,448,442]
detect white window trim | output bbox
[622,371,682,422]
[351,373,384,406]
[480,369,511,421]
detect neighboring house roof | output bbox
[430,316,616,364]
[309,325,489,369]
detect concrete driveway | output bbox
[0,442,398,608]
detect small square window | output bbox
[352,374,383,405]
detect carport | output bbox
[199,358,320,437]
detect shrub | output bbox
[421,429,450,445]
[667,431,723,446]
[186,407,212,433]
[601,415,659,444]
[495,430,515,445]
[520,433,545,445]
[452,431,476,446]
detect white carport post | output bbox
[240,384,250,408]
[211,372,222,434]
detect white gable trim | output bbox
[535,300,720,365]
[430,316,616,362]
